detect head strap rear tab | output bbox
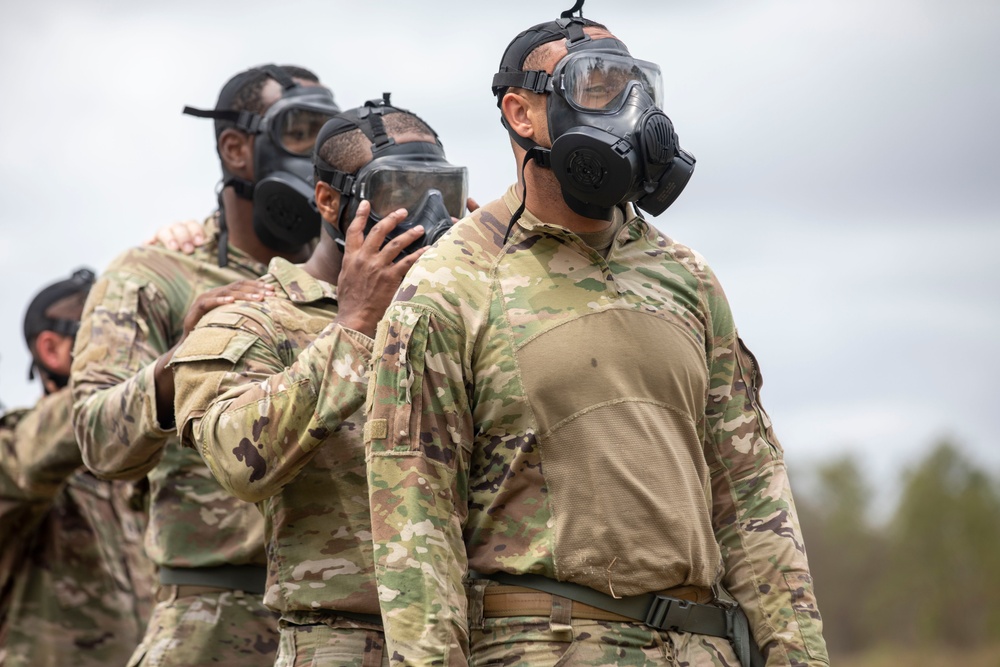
[182,106,264,134]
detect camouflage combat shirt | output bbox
[365,187,829,666]
[0,388,151,666]
[171,258,379,618]
[71,217,267,570]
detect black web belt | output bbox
[159,565,267,595]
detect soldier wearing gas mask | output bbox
[72,64,340,666]
[169,98,468,666]
[2,269,152,667]
[364,5,829,667]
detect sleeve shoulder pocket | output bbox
[170,327,257,365]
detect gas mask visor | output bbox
[266,96,340,157]
[552,51,663,113]
[337,146,469,260]
[355,156,468,222]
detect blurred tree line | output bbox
[796,441,1000,658]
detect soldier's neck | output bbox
[302,234,344,286]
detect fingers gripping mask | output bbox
[184,64,341,253]
[313,95,469,260]
[492,10,695,221]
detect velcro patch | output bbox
[363,419,388,441]
[170,329,257,365]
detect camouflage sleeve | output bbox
[365,303,473,667]
[0,390,79,502]
[172,311,373,504]
[71,269,177,481]
[703,282,829,664]
[0,409,46,543]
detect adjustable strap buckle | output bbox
[235,110,263,134]
[323,170,355,195]
[519,70,552,94]
[644,594,694,631]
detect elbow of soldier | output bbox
[222,475,271,504]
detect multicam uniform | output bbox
[365,186,829,666]
[170,258,386,667]
[71,217,279,666]
[0,388,152,667]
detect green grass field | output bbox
[832,644,1000,667]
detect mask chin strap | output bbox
[504,146,551,245]
[215,185,231,267]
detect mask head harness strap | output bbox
[183,64,301,196]
[182,64,303,266]
[23,267,96,390]
[492,2,612,241]
[313,93,442,241]
[491,15,601,152]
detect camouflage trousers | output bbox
[274,617,388,667]
[125,587,279,667]
[469,616,741,666]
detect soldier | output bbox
[364,7,830,667]
[170,97,469,666]
[1,269,152,667]
[71,64,341,666]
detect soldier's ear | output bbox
[219,129,253,179]
[502,91,540,142]
[314,183,341,223]
[34,330,73,375]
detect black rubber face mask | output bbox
[337,146,467,259]
[22,267,95,392]
[314,95,468,261]
[492,13,695,223]
[543,48,695,220]
[184,65,341,255]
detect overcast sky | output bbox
[2,0,998,507]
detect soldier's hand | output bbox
[335,201,426,338]
[153,279,275,427]
[144,219,206,255]
[180,280,276,341]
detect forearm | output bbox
[179,322,372,503]
[707,331,829,665]
[715,461,828,666]
[72,361,173,481]
[368,452,470,667]
[366,306,474,665]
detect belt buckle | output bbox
[644,595,693,631]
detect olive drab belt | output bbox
[469,570,765,667]
[473,570,720,632]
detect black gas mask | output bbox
[492,5,695,222]
[184,64,340,259]
[314,95,468,260]
[23,267,95,393]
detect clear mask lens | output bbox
[359,163,469,219]
[560,53,663,112]
[277,108,337,156]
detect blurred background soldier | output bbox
[71,64,340,666]
[171,97,469,666]
[1,268,152,667]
